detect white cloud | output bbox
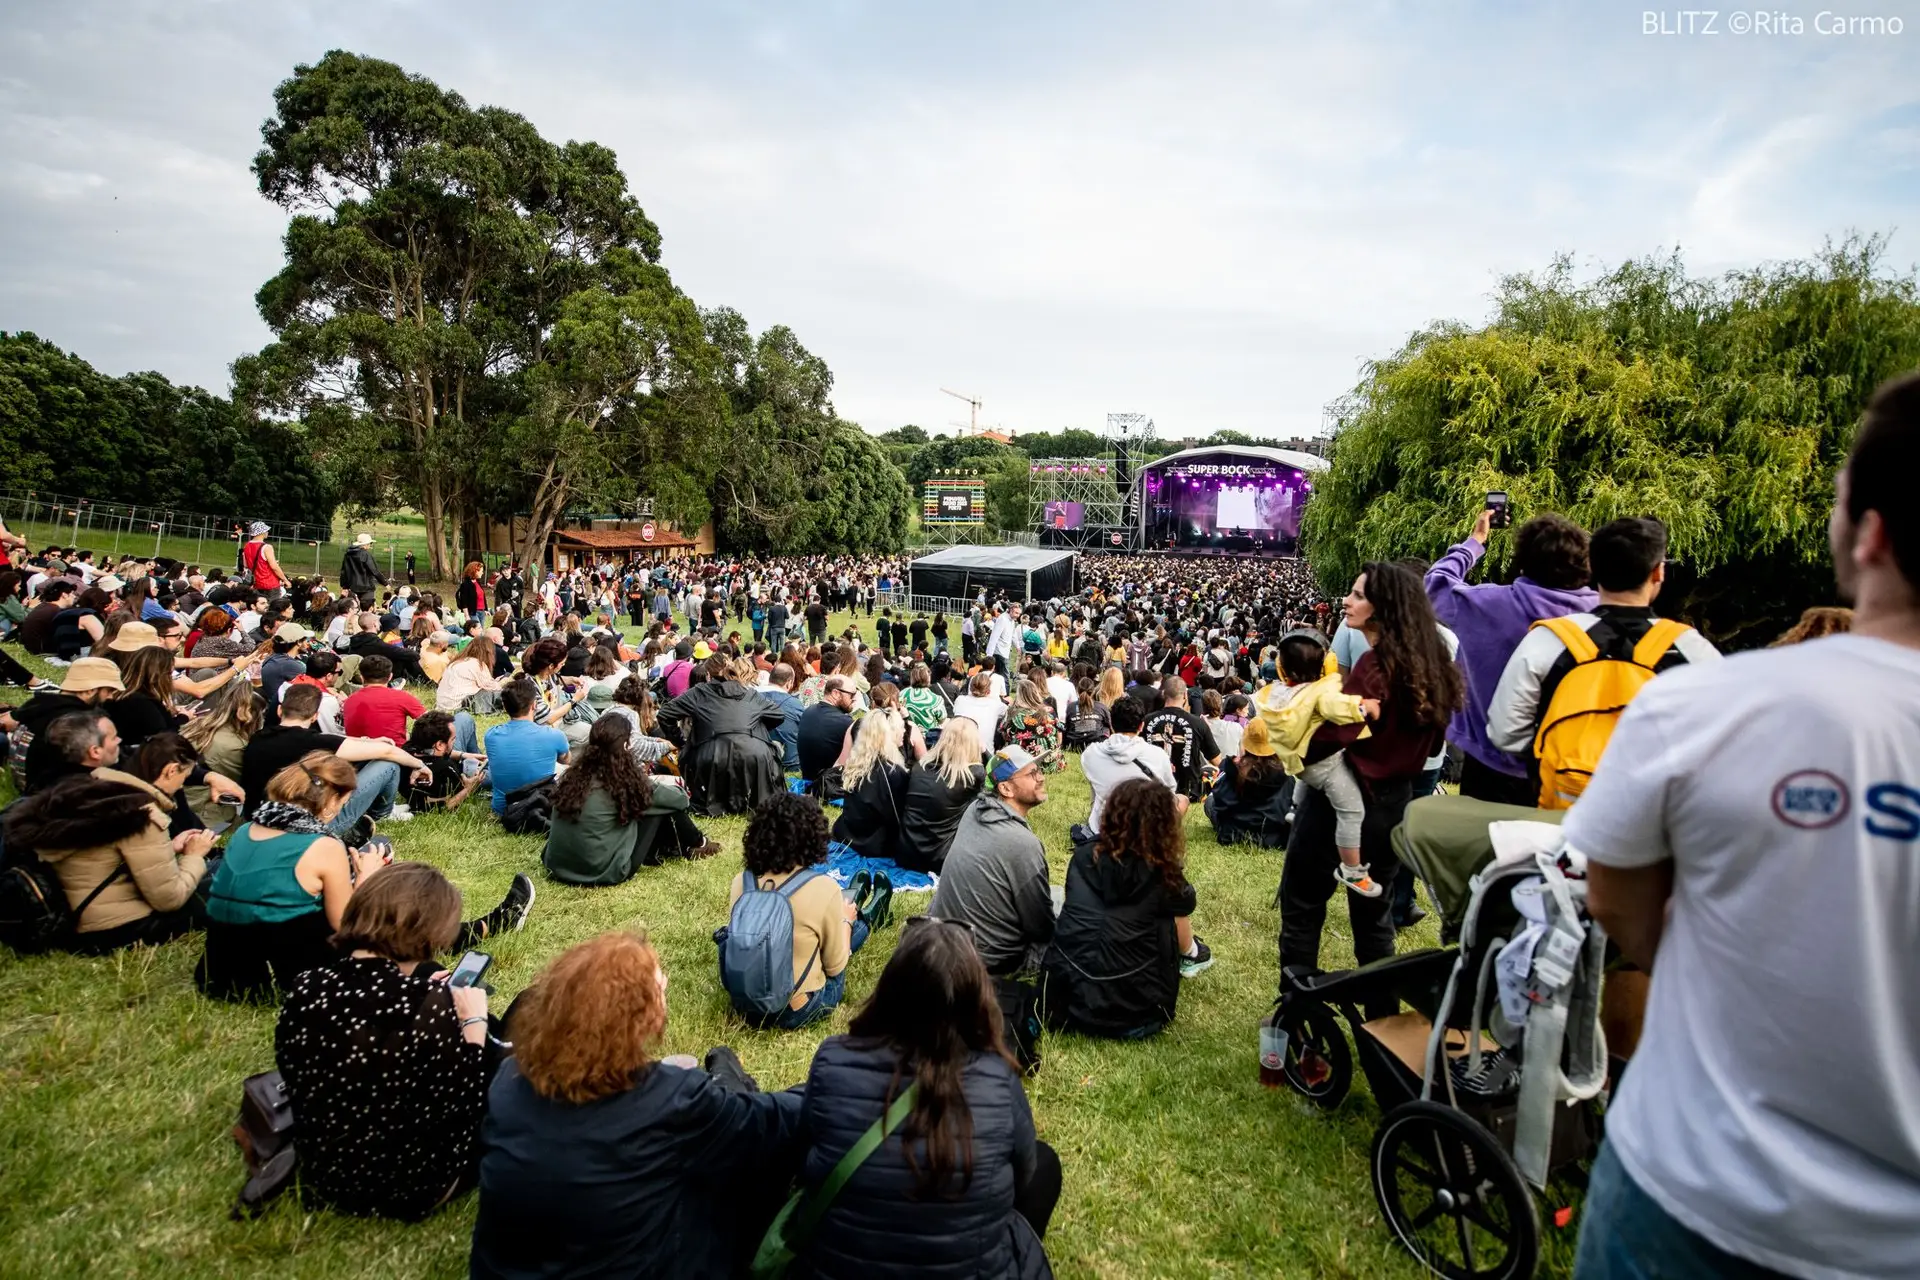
[0,0,1913,438]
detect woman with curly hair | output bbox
[789,918,1060,1277]
[471,932,804,1279]
[1040,777,1202,1040]
[544,716,719,885]
[1279,561,1463,980]
[454,561,488,621]
[726,792,869,1030]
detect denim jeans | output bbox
[453,710,482,757]
[326,760,401,837]
[766,918,871,1031]
[1575,1142,1792,1279]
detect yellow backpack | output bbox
[1529,615,1690,809]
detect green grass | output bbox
[0,613,1581,1280]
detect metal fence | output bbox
[0,487,337,562]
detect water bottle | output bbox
[1258,1010,1289,1088]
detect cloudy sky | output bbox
[3,1,1916,440]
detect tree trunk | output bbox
[513,462,569,599]
[420,477,451,582]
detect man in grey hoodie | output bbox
[930,745,1053,977]
[1079,695,1179,835]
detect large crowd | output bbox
[1,372,1916,1280]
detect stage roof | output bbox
[1143,445,1330,474]
[910,546,1078,572]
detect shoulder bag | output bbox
[752,1083,918,1278]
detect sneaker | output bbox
[1336,863,1383,898]
[1179,938,1214,978]
[386,803,414,823]
[27,678,56,693]
[476,873,536,938]
[1395,903,1428,930]
[858,872,895,932]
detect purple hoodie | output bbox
[1424,538,1598,777]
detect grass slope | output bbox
[0,612,1580,1280]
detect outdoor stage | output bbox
[1029,443,1329,555]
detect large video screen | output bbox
[1215,485,1264,530]
[923,479,986,524]
[1043,500,1085,530]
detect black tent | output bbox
[908,545,1077,602]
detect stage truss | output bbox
[1024,413,1155,550]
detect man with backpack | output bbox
[1486,517,1720,809]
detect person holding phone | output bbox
[275,862,514,1221]
[1421,501,1598,804]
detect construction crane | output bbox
[940,387,983,436]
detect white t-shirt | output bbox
[1562,635,1920,1278]
[1045,675,1076,722]
[951,694,1005,750]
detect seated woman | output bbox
[726,792,868,1030]
[1204,717,1295,849]
[200,751,535,1000]
[182,681,266,831]
[894,716,983,874]
[274,862,501,1221]
[124,731,245,838]
[470,932,805,1280]
[793,918,1060,1278]
[995,676,1064,774]
[544,716,719,885]
[600,676,677,768]
[6,733,216,954]
[1040,778,1202,1039]
[655,657,784,817]
[830,710,911,863]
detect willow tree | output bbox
[1302,239,1920,646]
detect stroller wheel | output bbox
[1279,1005,1352,1110]
[1371,1100,1539,1280]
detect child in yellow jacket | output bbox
[1253,632,1383,896]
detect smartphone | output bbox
[1486,491,1511,530]
[448,950,492,989]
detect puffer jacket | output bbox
[6,768,207,934]
[793,1037,1051,1280]
[1040,843,1195,1038]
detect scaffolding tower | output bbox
[1024,413,1155,551]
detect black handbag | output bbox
[232,1070,298,1218]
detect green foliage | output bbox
[1302,239,1920,646]
[242,53,909,564]
[877,422,928,444]
[0,333,334,523]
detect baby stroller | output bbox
[1271,796,1611,1280]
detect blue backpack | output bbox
[716,868,823,1020]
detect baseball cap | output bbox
[248,521,271,535]
[107,621,162,652]
[61,657,126,694]
[987,745,1038,785]
[276,623,313,644]
[1241,717,1276,757]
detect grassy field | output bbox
[0,611,1581,1280]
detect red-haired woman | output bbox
[469,933,803,1278]
[454,562,488,622]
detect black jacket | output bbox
[829,762,908,862]
[14,691,93,794]
[895,762,985,872]
[1204,757,1295,850]
[796,703,852,783]
[654,681,785,817]
[472,1060,804,1280]
[1040,843,1195,1038]
[793,1037,1051,1280]
[339,545,385,597]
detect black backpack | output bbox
[0,802,127,954]
[499,777,556,836]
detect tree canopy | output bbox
[239,51,909,571]
[1301,238,1920,646]
[0,332,334,524]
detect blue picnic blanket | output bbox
[825,841,936,894]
